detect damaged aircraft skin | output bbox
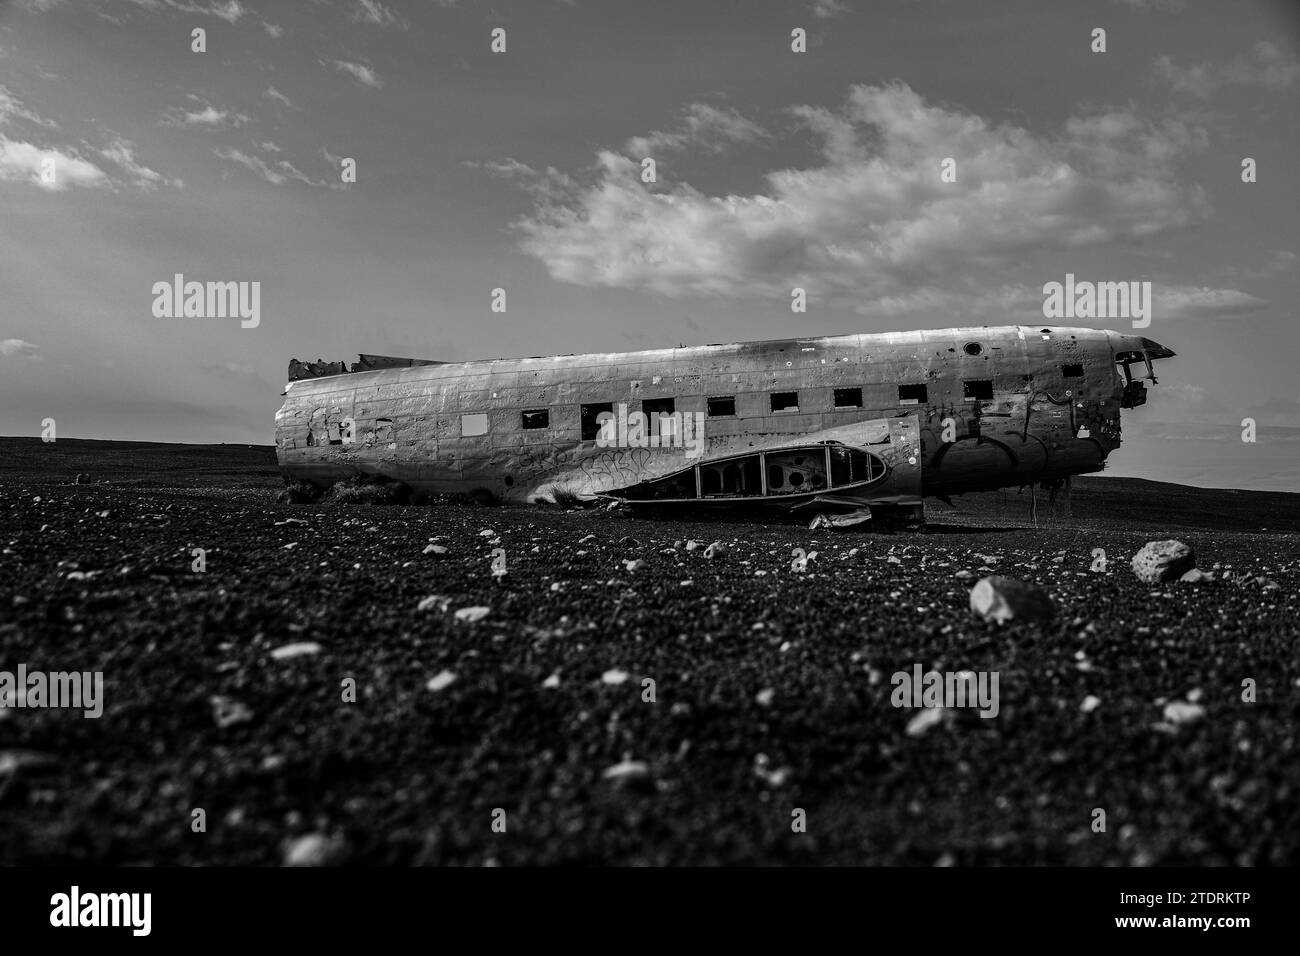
[274,326,1174,518]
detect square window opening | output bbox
[898,384,928,405]
[707,396,736,417]
[833,387,863,408]
[580,402,613,441]
[770,391,799,413]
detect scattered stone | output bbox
[454,606,490,624]
[270,642,321,661]
[274,518,308,526]
[622,559,646,572]
[954,569,974,581]
[542,673,561,689]
[969,576,1056,624]
[423,544,449,556]
[209,695,254,728]
[283,832,346,867]
[906,707,946,737]
[1179,568,1213,583]
[578,534,596,544]
[601,668,630,685]
[1080,695,1101,713]
[685,540,702,551]
[426,670,457,692]
[755,688,775,707]
[602,760,650,783]
[417,595,451,613]
[1131,540,1196,584]
[703,541,726,559]
[0,749,57,777]
[1164,701,1205,725]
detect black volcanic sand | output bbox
[1,437,1297,866]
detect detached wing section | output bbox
[603,415,922,511]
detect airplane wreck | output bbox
[275,326,1174,521]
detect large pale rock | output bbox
[1131,540,1196,584]
[969,575,1056,624]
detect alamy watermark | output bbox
[1,664,104,718]
[891,664,999,718]
[152,273,260,328]
[596,402,706,459]
[1042,273,1151,329]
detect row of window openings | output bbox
[467,367,1084,439]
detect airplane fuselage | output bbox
[274,325,1173,510]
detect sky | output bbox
[0,0,1297,490]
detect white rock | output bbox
[417,595,450,613]
[602,760,649,782]
[969,576,1056,624]
[270,642,321,661]
[601,668,630,685]
[283,833,344,867]
[542,673,561,689]
[1080,695,1101,713]
[1131,540,1196,584]
[906,707,946,737]
[454,606,490,623]
[755,688,775,707]
[1163,701,1205,725]
[209,695,253,728]
[426,669,457,692]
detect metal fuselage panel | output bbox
[274,325,1163,502]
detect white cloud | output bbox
[100,137,181,189]
[624,103,768,157]
[165,1,245,23]
[0,338,41,359]
[1152,286,1268,319]
[162,100,249,128]
[332,59,384,89]
[0,139,110,191]
[811,0,850,19]
[214,146,325,186]
[497,82,1221,319]
[265,86,295,108]
[0,85,57,128]
[1155,41,1300,97]
[352,0,406,29]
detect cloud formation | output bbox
[624,103,768,158]
[1155,41,1300,97]
[214,146,325,186]
[332,59,384,89]
[0,338,42,359]
[0,139,109,190]
[494,82,1232,319]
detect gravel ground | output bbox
[1,438,1297,865]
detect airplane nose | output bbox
[1140,338,1176,360]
